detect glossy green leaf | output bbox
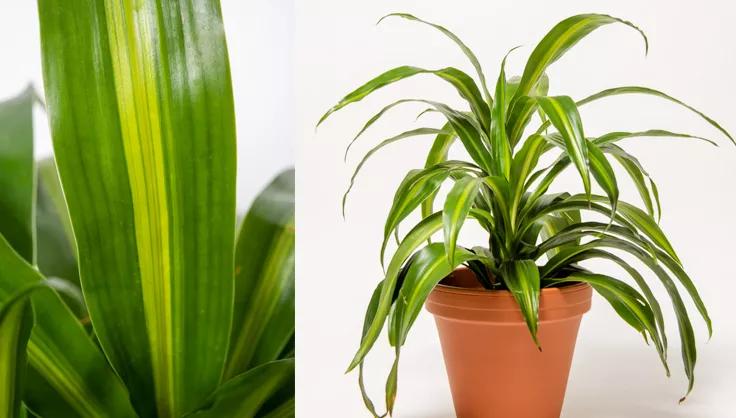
[501,260,541,346]
[515,14,647,99]
[0,234,136,418]
[186,359,294,418]
[226,170,295,379]
[537,96,591,197]
[594,129,718,147]
[37,0,237,415]
[443,177,481,265]
[507,14,647,143]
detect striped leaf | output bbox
[0,296,32,418]
[348,213,444,372]
[490,52,514,178]
[548,273,659,345]
[579,87,734,145]
[507,14,647,144]
[537,96,591,197]
[37,0,237,416]
[225,170,295,379]
[502,260,541,346]
[443,177,481,265]
[420,127,456,219]
[0,234,136,418]
[587,141,619,217]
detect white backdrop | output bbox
[297,1,736,417]
[0,0,294,212]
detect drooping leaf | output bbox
[0,234,136,418]
[579,87,734,145]
[507,14,647,143]
[37,0,237,415]
[226,170,295,378]
[347,213,444,372]
[501,260,541,347]
[587,141,618,217]
[378,13,492,103]
[515,14,648,100]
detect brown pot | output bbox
[425,268,592,418]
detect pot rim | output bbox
[433,281,591,298]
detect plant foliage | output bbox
[318,12,733,416]
[0,1,294,417]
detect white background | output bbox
[297,0,736,417]
[0,0,294,212]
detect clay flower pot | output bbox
[425,268,593,418]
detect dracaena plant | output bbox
[318,13,734,416]
[0,1,294,418]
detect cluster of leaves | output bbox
[0,1,294,417]
[318,13,733,417]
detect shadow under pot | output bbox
[425,268,593,418]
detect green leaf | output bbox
[0,299,32,418]
[603,144,656,219]
[578,86,734,145]
[383,164,477,263]
[501,260,541,347]
[226,170,295,379]
[537,96,591,197]
[37,0,237,415]
[378,13,492,103]
[490,52,514,178]
[0,88,35,262]
[421,124,456,219]
[186,359,294,418]
[443,177,482,265]
[258,399,295,418]
[507,14,647,143]
[515,14,647,100]
[587,141,618,217]
[342,127,451,216]
[347,213,444,372]
[36,158,85,318]
[392,244,479,346]
[0,234,136,418]
[510,134,546,224]
[549,272,659,346]
[594,129,718,147]
[318,66,426,126]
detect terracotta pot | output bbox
[425,268,592,418]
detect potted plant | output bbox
[318,13,733,418]
[0,1,294,417]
